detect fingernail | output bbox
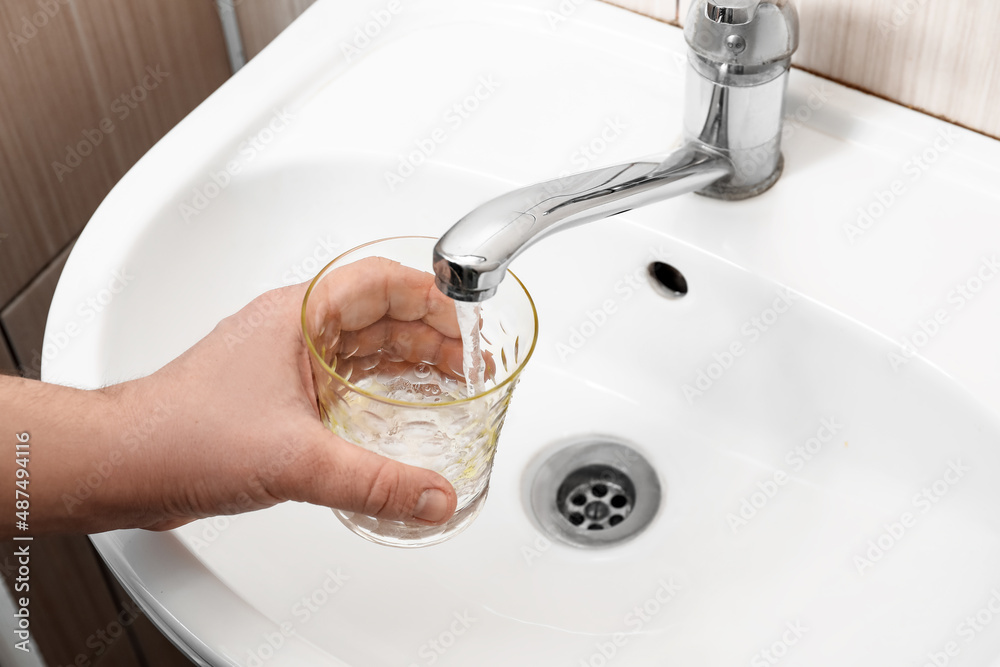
[413,489,449,523]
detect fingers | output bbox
[335,318,498,386]
[311,257,460,337]
[285,422,458,524]
[338,318,467,376]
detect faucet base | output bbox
[696,153,784,201]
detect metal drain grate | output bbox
[558,465,635,530]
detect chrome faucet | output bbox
[433,0,799,302]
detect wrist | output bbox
[88,378,184,530]
[52,379,176,533]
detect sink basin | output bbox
[45,0,1000,665]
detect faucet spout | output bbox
[433,143,732,302]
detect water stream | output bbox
[455,301,486,398]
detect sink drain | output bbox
[525,438,661,548]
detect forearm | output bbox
[0,376,150,537]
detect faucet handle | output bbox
[706,0,761,25]
[686,0,798,70]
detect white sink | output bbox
[46,0,1000,665]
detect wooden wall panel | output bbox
[1,243,71,378]
[0,0,232,308]
[0,536,145,667]
[234,0,319,61]
[0,334,16,374]
[672,0,1000,138]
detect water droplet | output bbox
[417,383,442,397]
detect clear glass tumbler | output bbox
[301,236,537,547]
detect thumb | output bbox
[286,424,458,525]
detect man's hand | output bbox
[1,265,460,537]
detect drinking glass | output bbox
[302,236,537,547]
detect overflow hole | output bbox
[648,262,688,298]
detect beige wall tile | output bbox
[676,0,1000,138]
